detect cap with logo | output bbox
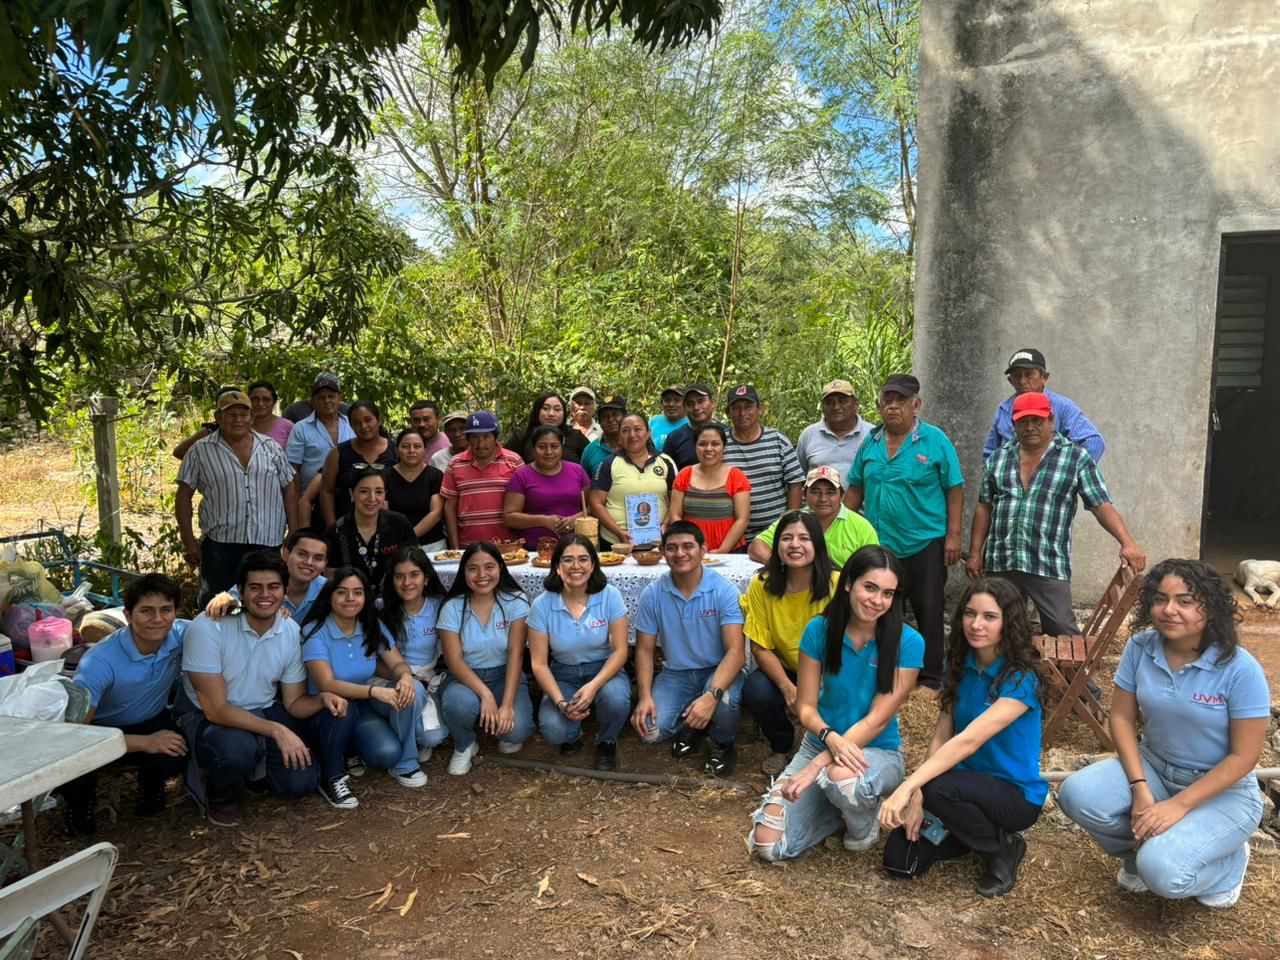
[1004,348,1047,375]
[821,379,856,399]
[310,372,341,395]
[1012,392,1053,421]
[464,411,499,434]
[660,384,684,398]
[726,384,760,406]
[570,386,596,402]
[880,374,920,398]
[597,394,627,413]
[683,383,712,398]
[804,465,844,490]
[441,409,468,427]
[217,390,251,412]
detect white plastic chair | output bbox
[0,842,118,960]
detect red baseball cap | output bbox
[1012,392,1052,421]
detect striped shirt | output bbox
[979,434,1112,581]
[440,446,525,546]
[177,432,295,545]
[723,427,804,538]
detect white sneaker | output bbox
[497,740,523,755]
[418,746,433,764]
[1116,864,1148,893]
[448,742,480,776]
[1197,844,1249,908]
[392,767,428,789]
[842,825,880,852]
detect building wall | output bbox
[914,0,1280,596]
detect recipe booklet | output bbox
[624,493,660,546]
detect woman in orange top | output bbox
[669,423,751,553]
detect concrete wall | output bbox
[914,0,1280,597]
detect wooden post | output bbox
[89,396,121,545]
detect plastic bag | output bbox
[59,582,96,622]
[1,602,67,650]
[0,559,63,606]
[0,659,70,721]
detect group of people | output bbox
[59,348,1270,911]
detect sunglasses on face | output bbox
[352,462,387,475]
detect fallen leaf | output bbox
[654,846,684,855]
[368,882,395,912]
[436,832,472,839]
[398,888,418,917]
[535,874,551,899]
[227,910,250,934]
[315,822,346,832]
[576,872,600,887]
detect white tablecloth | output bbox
[432,553,764,640]
[0,717,125,811]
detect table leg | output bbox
[19,799,77,948]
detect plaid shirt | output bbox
[979,434,1111,581]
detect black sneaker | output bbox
[319,775,359,810]
[704,740,736,777]
[670,726,704,760]
[977,831,1027,897]
[559,737,584,757]
[135,780,166,817]
[594,742,617,772]
[344,755,368,778]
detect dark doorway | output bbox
[1203,234,1280,578]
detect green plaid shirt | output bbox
[979,434,1111,581]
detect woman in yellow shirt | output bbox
[742,510,839,776]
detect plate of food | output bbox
[531,556,552,569]
[502,549,530,566]
[597,552,626,566]
[433,550,463,562]
[701,556,722,565]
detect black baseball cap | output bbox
[660,384,684,398]
[726,384,760,405]
[1004,348,1047,374]
[683,383,713,398]
[597,394,627,413]
[880,374,920,398]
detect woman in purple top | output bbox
[503,426,591,548]
[248,380,294,449]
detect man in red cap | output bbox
[968,392,1145,636]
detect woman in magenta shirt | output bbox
[503,426,591,548]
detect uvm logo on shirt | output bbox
[586,618,608,629]
[698,608,718,617]
[1192,692,1226,706]
[496,619,511,630]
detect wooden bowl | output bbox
[611,543,634,556]
[633,552,662,566]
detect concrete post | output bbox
[89,396,121,546]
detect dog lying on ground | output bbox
[1235,560,1280,609]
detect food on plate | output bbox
[433,550,463,561]
[597,552,626,566]
[701,557,722,565]
[502,548,530,565]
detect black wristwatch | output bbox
[708,687,725,702]
[818,726,834,744]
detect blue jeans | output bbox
[441,666,534,751]
[308,680,428,778]
[1058,746,1262,899]
[748,735,905,862]
[642,667,744,745]
[184,702,319,804]
[537,659,632,746]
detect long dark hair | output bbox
[542,534,608,594]
[939,577,1045,711]
[1131,558,1239,663]
[821,545,904,694]
[301,566,384,657]
[522,392,568,439]
[380,548,447,648]
[445,542,528,632]
[760,511,833,604]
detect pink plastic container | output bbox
[27,616,73,662]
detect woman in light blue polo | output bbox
[528,534,631,772]
[1059,559,1270,908]
[300,568,429,811]
[748,545,922,862]
[438,542,533,776]
[379,547,450,762]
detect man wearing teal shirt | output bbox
[845,375,964,691]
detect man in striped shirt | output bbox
[177,390,298,607]
[968,392,1145,636]
[722,385,803,546]
[441,411,524,547]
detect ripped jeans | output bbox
[748,734,905,862]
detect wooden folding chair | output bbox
[1036,566,1145,750]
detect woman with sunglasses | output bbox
[320,400,398,526]
[528,535,631,771]
[324,466,417,592]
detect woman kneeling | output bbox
[878,578,1047,897]
[748,546,922,861]
[1058,559,1269,908]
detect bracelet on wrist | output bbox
[558,699,570,713]
[1128,778,1147,786]
[367,683,376,699]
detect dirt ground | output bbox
[4,438,1280,960]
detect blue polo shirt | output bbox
[635,569,745,671]
[380,596,444,669]
[1116,629,1271,773]
[952,653,1047,806]
[528,586,627,665]
[438,592,530,670]
[182,612,307,711]
[285,411,355,489]
[73,621,189,727]
[846,419,964,558]
[798,616,923,752]
[230,574,326,624]
[302,617,381,695]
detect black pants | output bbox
[742,667,798,753]
[898,538,947,687]
[199,539,277,607]
[883,769,1040,878]
[60,709,187,813]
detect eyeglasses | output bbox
[352,463,387,475]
